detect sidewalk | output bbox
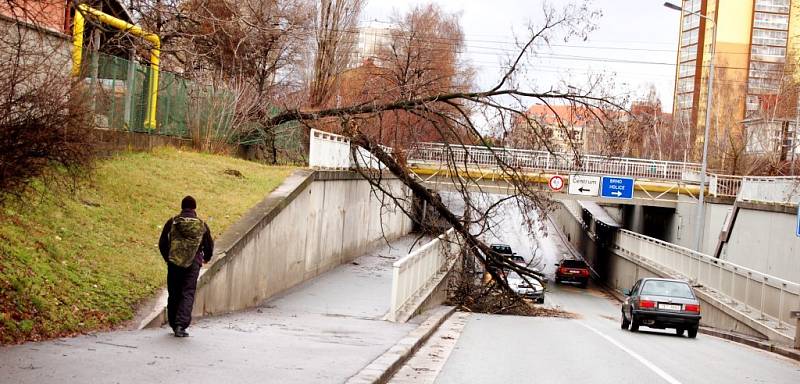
[0,235,425,384]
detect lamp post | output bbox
[665,1,716,253]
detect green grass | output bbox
[0,148,294,344]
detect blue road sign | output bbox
[796,204,800,238]
[601,176,634,199]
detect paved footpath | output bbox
[0,235,426,384]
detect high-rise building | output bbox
[348,23,392,68]
[672,0,800,161]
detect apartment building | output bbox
[672,0,800,161]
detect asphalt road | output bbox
[393,196,800,384]
[393,235,800,383]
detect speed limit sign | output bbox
[548,175,564,191]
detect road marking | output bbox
[577,321,683,384]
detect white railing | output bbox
[615,229,800,328]
[737,176,800,204]
[309,129,351,169]
[308,129,388,170]
[408,142,704,181]
[389,229,460,322]
[408,143,800,200]
[708,174,743,198]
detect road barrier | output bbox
[389,229,461,322]
[615,230,800,330]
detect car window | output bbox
[631,280,641,295]
[492,245,512,254]
[640,280,694,299]
[561,259,587,268]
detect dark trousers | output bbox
[167,261,201,330]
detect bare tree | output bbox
[308,0,363,107]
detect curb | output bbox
[699,327,800,362]
[346,306,456,384]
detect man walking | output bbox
[158,196,213,337]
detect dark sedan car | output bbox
[555,259,590,288]
[621,278,702,338]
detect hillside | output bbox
[0,148,294,344]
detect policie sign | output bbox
[600,176,634,199]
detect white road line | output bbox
[577,321,683,384]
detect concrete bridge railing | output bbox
[737,176,800,205]
[615,230,800,331]
[308,128,389,170]
[388,228,461,322]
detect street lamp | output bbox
[664,1,716,253]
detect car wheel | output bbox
[555,278,561,284]
[675,328,685,336]
[580,281,588,289]
[687,325,698,339]
[621,312,630,330]
[536,297,544,304]
[630,315,640,332]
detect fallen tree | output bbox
[262,1,624,304]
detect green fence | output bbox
[82,50,304,162]
[82,50,231,138]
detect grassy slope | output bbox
[0,148,294,343]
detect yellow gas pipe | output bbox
[72,4,161,130]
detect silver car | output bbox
[507,272,545,303]
[621,278,702,338]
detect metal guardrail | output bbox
[615,229,800,329]
[309,136,799,202]
[408,142,704,181]
[388,229,460,322]
[407,143,782,199]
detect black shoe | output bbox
[174,327,189,338]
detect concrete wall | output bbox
[721,203,800,283]
[665,197,800,283]
[0,14,71,75]
[189,170,414,318]
[665,196,732,255]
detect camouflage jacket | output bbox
[158,209,214,266]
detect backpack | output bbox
[168,216,206,267]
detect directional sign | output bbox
[796,204,800,238]
[548,175,564,191]
[569,174,600,196]
[600,176,634,199]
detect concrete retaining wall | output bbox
[665,197,800,283]
[143,169,414,327]
[193,170,413,316]
[721,203,800,283]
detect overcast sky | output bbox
[361,0,681,112]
